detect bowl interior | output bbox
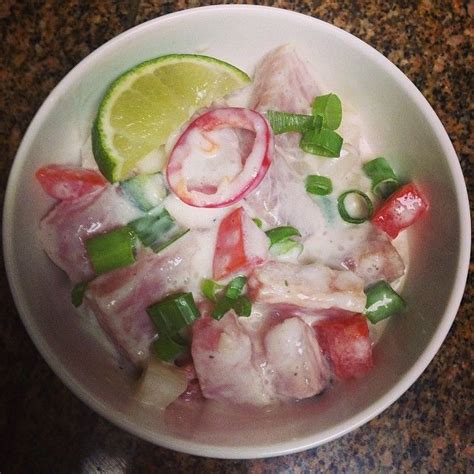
[3,5,470,458]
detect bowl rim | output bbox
[3,4,471,459]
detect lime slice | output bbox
[92,54,251,182]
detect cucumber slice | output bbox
[121,173,167,211]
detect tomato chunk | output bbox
[36,164,107,200]
[315,314,373,379]
[372,182,428,239]
[213,207,268,280]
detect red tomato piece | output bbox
[213,207,247,280]
[315,314,373,380]
[372,182,429,239]
[36,164,107,200]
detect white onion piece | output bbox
[134,358,187,409]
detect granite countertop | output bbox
[0,1,472,472]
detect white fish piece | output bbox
[249,261,367,313]
[250,44,320,115]
[342,238,405,285]
[38,185,143,283]
[191,313,273,406]
[85,230,215,366]
[264,317,330,399]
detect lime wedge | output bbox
[91,54,251,182]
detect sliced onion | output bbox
[134,357,187,409]
[166,107,273,208]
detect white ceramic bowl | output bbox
[3,5,470,458]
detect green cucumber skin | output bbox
[121,173,167,211]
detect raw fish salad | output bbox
[36,45,428,408]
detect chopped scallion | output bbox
[85,226,136,275]
[151,228,189,253]
[233,295,252,317]
[266,226,301,246]
[312,93,342,130]
[152,333,186,362]
[305,175,333,196]
[269,238,303,257]
[266,110,316,134]
[300,127,343,158]
[225,276,247,300]
[129,208,188,253]
[71,281,88,307]
[337,190,374,224]
[147,292,200,339]
[201,278,224,302]
[211,296,234,321]
[252,218,263,228]
[364,280,406,323]
[362,157,400,198]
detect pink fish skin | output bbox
[38,185,142,283]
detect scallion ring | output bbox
[300,127,343,158]
[232,295,252,317]
[147,292,200,342]
[85,226,136,275]
[312,93,342,130]
[225,276,247,300]
[337,190,373,224]
[152,333,187,362]
[305,175,333,196]
[362,157,400,198]
[364,280,406,323]
[201,279,224,302]
[265,226,301,246]
[266,110,316,134]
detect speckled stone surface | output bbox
[0,1,472,472]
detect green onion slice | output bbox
[225,276,247,300]
[266,110,316,134]
[300,127,343,158]
[266,226,301,246]
[305,175,333,196]
[362,157,400,198]
[252,218,263,228]
[337,190,374,224]
[312,93,342,130]
[152,333,186,362]
[233,295,252,317]
[211,296,234,321]
[211,295,253,320]
[151,229,189,254]
[147,292,200,341]
[270,239,303,257]
[364,280,406,323]
[71,281,88,308]
[201,278,224,302]
[129,208,188,254]
[85,226,136,275]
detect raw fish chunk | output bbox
[264,317,330,399]
[248,261,366,313]
[85,230,215,366]
[38,186,142,283]
[191,314,273,405]
[343,238,405,285]
[250,44,320,114]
